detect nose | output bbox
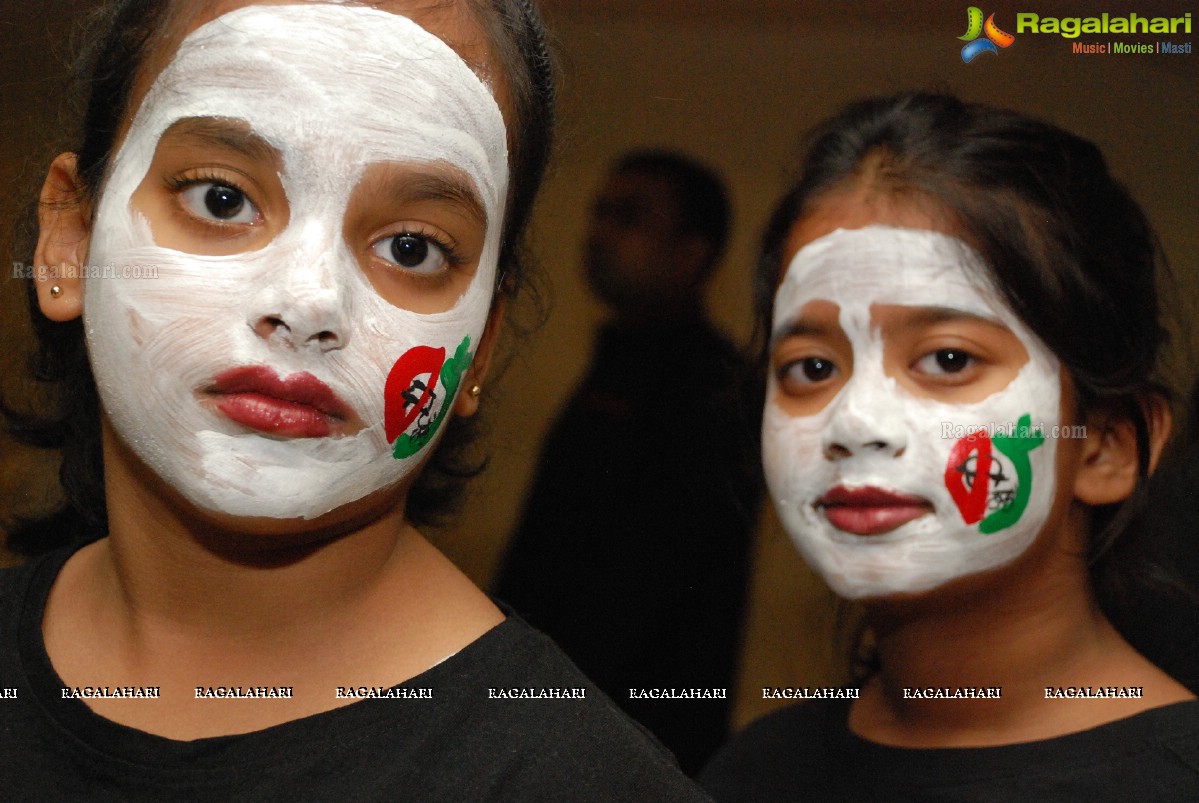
[253,307,343,351]
[248,227,350,353]
[821,376,908,460]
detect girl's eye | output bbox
[781,357,838,388]
[915,348,976,376]
[371,233,450,275]
[179,182,260,225]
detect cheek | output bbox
[935,376,1061,545]
[85,251,250,389]
[761,392,832,496]
[382,336,473,458]
[941,418,1050,533]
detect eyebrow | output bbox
[390,172,488,228]
[880,305,1006,329]
[770,318,841,348]
[160,117,281,167]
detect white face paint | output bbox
[83,4,508,519]
[762,226,1061,599]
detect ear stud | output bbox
[49,285,63,298]
[469,385,482,397]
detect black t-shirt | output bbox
[699,697,1199,802]
[0,546,712,801]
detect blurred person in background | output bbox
[495,150,762,774]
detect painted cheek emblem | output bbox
[384,336,473,459]
[944,413,1045,534]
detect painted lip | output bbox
[817,485,933,536]
[206,367,362,438]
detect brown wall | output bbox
[3,0,1196,728]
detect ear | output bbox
[452,296,506,418]
[1073,399,1171,505]
[33,153,91,322]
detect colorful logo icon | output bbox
[959,7,1016,63]
[944,414,1043,534]
[384,336,473,459]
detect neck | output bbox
[850,507,1193,746]
[95,421,412,647]
[40,421,501,738]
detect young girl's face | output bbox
[79,1,509,520]
[762,188,1065,599]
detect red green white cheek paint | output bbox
[80,4,507,520]
[383,336,473,460]
[761,226,1061,599]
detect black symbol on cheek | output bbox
[401,378,438,439]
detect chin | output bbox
[184,479,405,534]
[171,484,410,564]
[107,422,410,559]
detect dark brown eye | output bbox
[917,349,974,375]
[372,233,450,275]
[180,182,259,224]
[780,357,838,391]
[390,235,430,268]
[204,185,245,219]
[801,357,835,382]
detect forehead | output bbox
[196,0,489,62]
[129,0,503,139]
[773,225,1010,330]
[773,185,1010,319]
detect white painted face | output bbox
[83,4,508,519]
[762,226,1062,599]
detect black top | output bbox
[1124,410,1199,695]
[700,697,1199,802]
[494,319,762,774]
[0,545,712,801]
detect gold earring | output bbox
[469,384,482,397]
[49,285,63,298]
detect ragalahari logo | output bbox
[959,7,1016,62]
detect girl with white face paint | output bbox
[0,1,707,798]
[701,94,1199,801]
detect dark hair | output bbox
[614,149,732,270]
[2,0,556,554]
[757,91,1172,631]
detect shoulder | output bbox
[699,698,849,801]
[966,701,1199,800]
[1104,699,1199,773]
[0,551,49,587]
[701,699,1199,802]
[0,557,34,647]
[421,615,711,800]
[0,559,25,597]
[0,548,73,623]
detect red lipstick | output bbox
[208,367,360,438]
[818,485,932,536]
